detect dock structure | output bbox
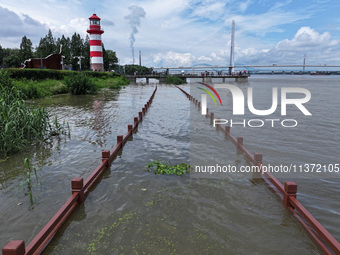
[126,74,250,84]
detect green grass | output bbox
[12,78,68,99]
[92,76,130,90]
[11,75,130,99]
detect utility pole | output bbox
[139,50,141,66]
[73,56,84,71]
[40,47,43,69]
[229,20,235,75]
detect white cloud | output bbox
[0,6,47,47]
[151,51,196,67]
[275,27,338,51]
[190,1,226,21]
[50,18,88,38]
[145,26,340,67]
[239,0,252,12]
[234,26,340,65]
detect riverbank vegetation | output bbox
[0,70,71,158]
[0,68,129,158]
[3,68,130,99]
[165,75,187,85]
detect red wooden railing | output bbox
[177,86,340,255]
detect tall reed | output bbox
[0,70,50,158]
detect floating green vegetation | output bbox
[146,160,191,176]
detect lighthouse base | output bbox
[91,63,104,72]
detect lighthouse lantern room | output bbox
[87,13,104,71]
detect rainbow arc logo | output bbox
[197,82,222,115]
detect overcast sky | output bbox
[0,0,339,67]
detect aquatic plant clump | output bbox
[18,158,39,205]
[146,160,191,176]
[0,86,51,157]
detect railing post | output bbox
[225,125,230,135]
[210,112,214,123]
[283,181,297,208]
[117,135,123,144]
[139,112,143,120]
[128,125,133,132]
[102,150,110,166]
[254,153,262,168]
[237,137,243,148]
[72,178,85,204]
[2,240,25,255]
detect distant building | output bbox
[24,53,63,70]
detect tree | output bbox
[124,64,152,75]
[3,48,21,68]
[70,33,84,71]
[38,29,56,57]
[103,47,118,71]
[82,35,90,71]
[20,35,33,61]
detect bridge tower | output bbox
[87,13,104,71]
[229,20,235,75]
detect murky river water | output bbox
[0,76,339,254]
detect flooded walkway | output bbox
[1,80,339,254]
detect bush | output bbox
[49,81,68,95]
[65,73,97,95]
[165,75,187,85]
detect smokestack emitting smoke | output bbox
[124,5,146,65]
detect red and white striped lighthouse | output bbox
[87,13,104,71]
